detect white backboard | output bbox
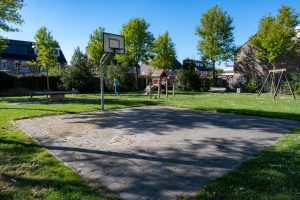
[103,32,125,54]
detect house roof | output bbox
[0,39,67,64]
[173,59,183,69]
[151,69,165,77]
[140,64,154,76]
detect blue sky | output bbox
[1,0,299,65]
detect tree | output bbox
[196,5,236,85]
[104,63,134,92]
[61,47,94,92]
[86,26,105,72]
[117,18,154,89]
[0,0,24,51]
[182,58,196,71]
[32,26,59,90]
[251,4,299,68]
[151,31,176,69]
[0,37,7,51]
[177,58,200,91]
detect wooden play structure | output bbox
[145,69,176,99]
[258,68,296,99]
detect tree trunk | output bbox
[270,62,276,94]
[47,71,50,90]
[212,60,216,86]
[135,65,139,90]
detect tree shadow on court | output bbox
[63,107,299,135]
[27,133,300,199]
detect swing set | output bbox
[258,68,296,99]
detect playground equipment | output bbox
[258,68,296,99]
[100,32,125,111]
[149,69,176,99]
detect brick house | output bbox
[0,39,67,75]
[231,27,300,90]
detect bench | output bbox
[209,87,227,93]
[30,90,79,101]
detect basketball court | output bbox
[15,106,300,199]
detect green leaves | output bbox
[196,5,236,64]
[0,0,24,32]
[151,31,176,70]
[117,18,154,66]
[0,0,24,51]
[61,47,94,91]
[33,27,59,71]
[251,4,299,65]
[32,26,60,89]
[0,36,7,52]
[86,26,105,68]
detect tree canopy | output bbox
[251,4,299,66]
[182,58,196,71]
[151,31,176,69]
[0,0,24,51]
[87,26,105,69]
[61,47,94,92]
[196,5,235,84]
[117,17,154,66]
[33,26,59,89]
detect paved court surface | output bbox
[16,106,300,200]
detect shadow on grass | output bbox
[0,138,120,200]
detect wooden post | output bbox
[258,72,270,97]
[173,84,175,97]
[284,73,296,100]
[273,71,283,99]
[166,80,168,98]
[158,80,161,99]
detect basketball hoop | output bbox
[99,33,125,111]
[103,32,125,55]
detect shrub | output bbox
[60,47,94,92]
[200,78,212,91]
[0,71,61,95]
[0,71,17,92]
[104,63,134,92]
[182,58,196,71]
[290,73,300,94]
[176,69,200,91]
[247,75,259,93]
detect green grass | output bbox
[0,92,299,199]
[185,128,300,200]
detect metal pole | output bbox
[166,79,168,98]
[100,53,110,111]
[158,80,161,99]
[149,81,152,99]
[173,84,175,97]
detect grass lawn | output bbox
[0,92,299,199]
